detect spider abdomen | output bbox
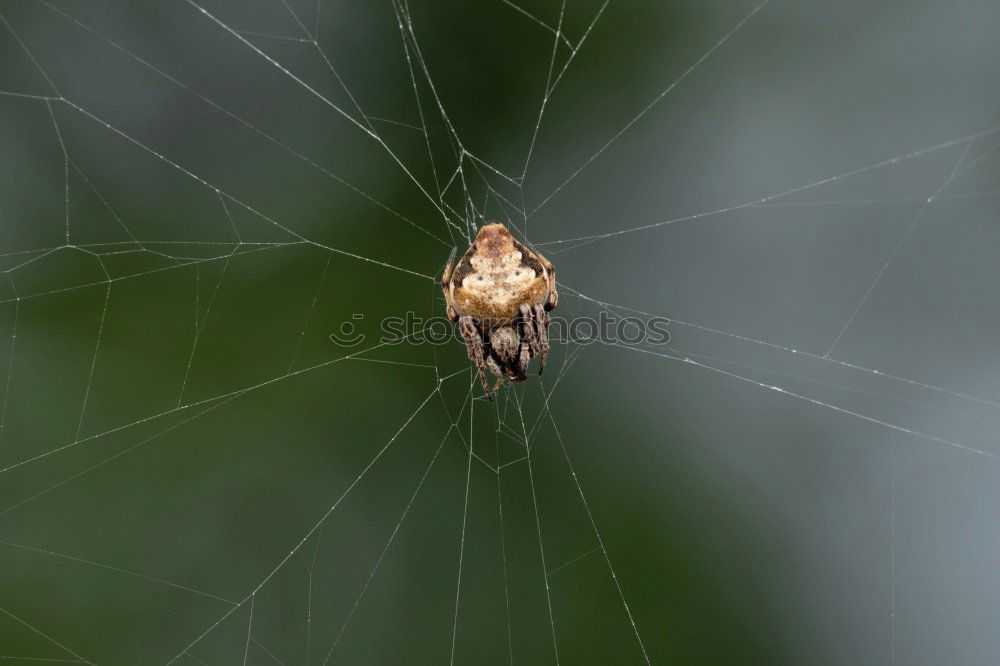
[454,269,547,325]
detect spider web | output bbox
[1,0,999,663]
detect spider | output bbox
[442,222,558,398]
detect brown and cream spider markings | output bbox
[442,222,558,398]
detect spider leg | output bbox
[532,304,550,374]
[485,355,509,393]
[513,340,531,382]
[460,315,492,399]
[441,247,457,285]
[485,353,504,379]
[535,250,558,311]
[441,247,458,322]
[519,303,541,356]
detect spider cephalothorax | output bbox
[442,222,558,398]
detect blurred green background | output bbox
[1,0,1000,663]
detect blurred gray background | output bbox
[1,0,999,663]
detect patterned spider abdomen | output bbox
[449,224,550,327]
